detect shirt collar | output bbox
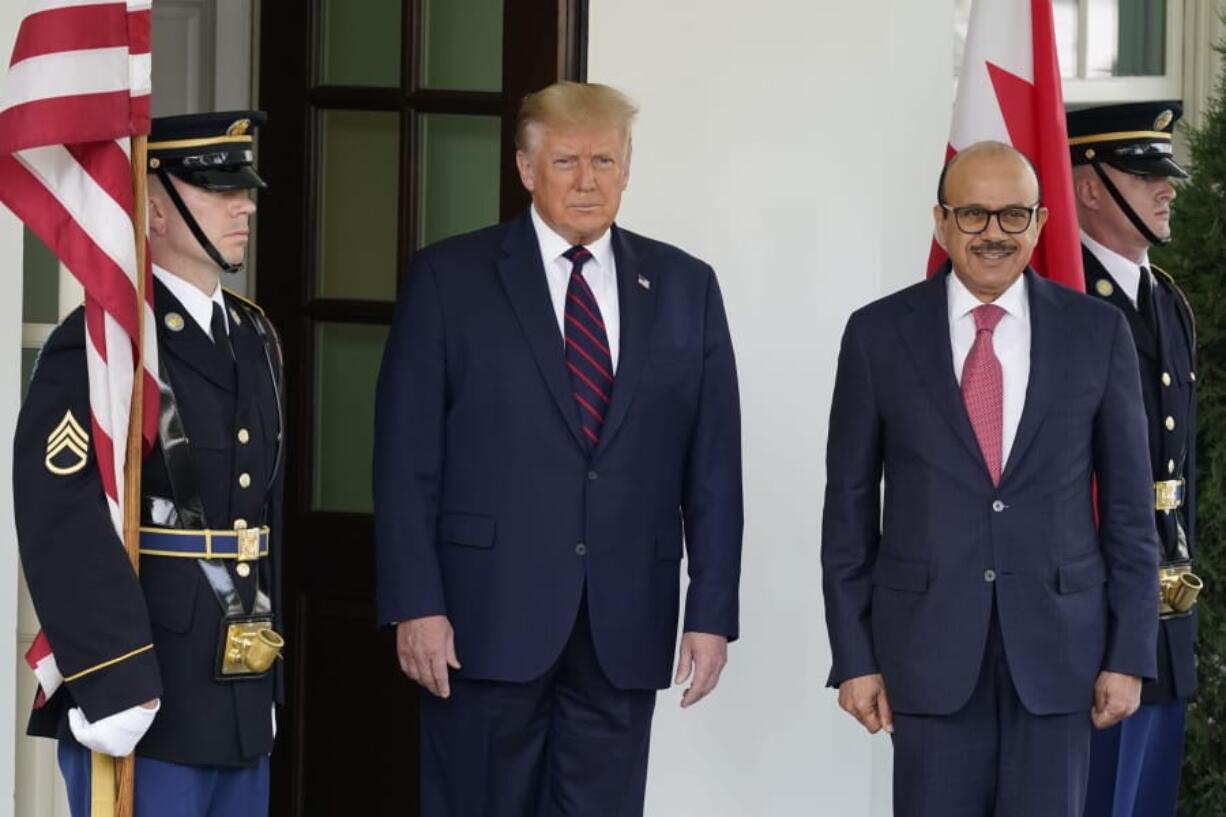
[153,264,228,338]
[530,205,615,275]
[1081,229,1147,305]
[947,268,1029,323]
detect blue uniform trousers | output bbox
[419,592,657,817]
[891,604,1093,817]
[57,741,269,817]
[1084,701,1186,817]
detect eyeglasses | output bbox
[940,204,1040,235]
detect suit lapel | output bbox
[896,268,986,472]
[1083,246,1157,360]
[495,215,587,451]
[1001,270,1063,481]
[594,226,656,458]
[155,278,236,392]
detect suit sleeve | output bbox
[1094,310,1160,679]
[680,268,743,640]
[821,314,884,687]
[373,253,449,624]
[14,332,162,721]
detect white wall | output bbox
[588,2,953,813]
[0,6,25,817]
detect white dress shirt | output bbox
[1081,229,1149,308]
[153,264,229,339]
[530,206,620,373]
[948,271,1031,467]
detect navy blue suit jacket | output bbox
[373,213,742,690]
[822,268,1159,716]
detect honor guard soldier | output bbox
[1068,101,1201,817]
[14,111,285,817]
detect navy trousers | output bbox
[419,593,657,817]
[892,606,1093,817]
[1084,700,1186,817]
[57,742,269,817]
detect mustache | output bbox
[971,240,1016,254]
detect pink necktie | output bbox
[962,304,1006,486]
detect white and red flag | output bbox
[930,0,1084,291]
[0,0,158,703]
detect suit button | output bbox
[1161,372,1172,387]
[238,428,250,444]
[588,470,599,481]
[984,569,997,582]
[238,473,252,489]
[1169,459,1176,475]
[1165,416,1176,431]
[236,563,251,578]
[575,542,587,556]
[992,500,1005,513]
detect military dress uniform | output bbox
[13,112,285,817]
[1069,102,1200,817]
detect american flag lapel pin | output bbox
[637,274,651,290]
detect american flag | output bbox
[0,0,159,702]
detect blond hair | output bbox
[515,81,638,155]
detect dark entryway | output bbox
[254,2,586,812]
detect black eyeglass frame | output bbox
[939,203,1041,235]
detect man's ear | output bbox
[147,189,168,236]
[932,205,948,250]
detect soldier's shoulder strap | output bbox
[1151,264,1196,354]
[223,287,265,316]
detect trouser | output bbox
[419,593,657,817]
[1084,700,1187,817]
[57,741,269,817]
[892,605,1093,817]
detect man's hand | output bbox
[67,699,160,756]
[674,632,728,708]
[1092,671,1142,729]
[838,674,894,735]
[396,615,461,699]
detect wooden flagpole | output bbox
[113,131,149,817]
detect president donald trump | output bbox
[822,142,1158,816]
[373,82,743,816]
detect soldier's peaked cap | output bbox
[148,110,268,191]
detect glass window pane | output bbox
[418,114,501,248]
[1088,0,1166,78]
[317,110,400,301]
[320,0,401,87]
[420,0,503,91]
[21,347,40,399]
[22,229,59,325]
[313,322,389,513]
[955,0,1077,79]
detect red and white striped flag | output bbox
[929,0,1085,291]
[0,0,159,703]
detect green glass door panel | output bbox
[319,0,402,87]
[313,322,389,513]
[23,229,59,324]
[317,110,400,301]
[417,114,501,247]
[420,0,504,91]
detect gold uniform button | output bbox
[1169,459,1176,475]
[234,518,248,530]
[1165,417,1176,431]
[238,473,252,489]
[238,428,250,444]
[1161,372,1172,387]
[236,563,251,578]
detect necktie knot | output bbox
[973,303,1006,334]
[563,245,592,272]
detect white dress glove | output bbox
[67,701,160,757]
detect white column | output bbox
[588,1,951,813]
[0,4,26,814]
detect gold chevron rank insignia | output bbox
[45,411,89,476]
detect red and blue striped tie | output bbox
[563,245,614,450]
